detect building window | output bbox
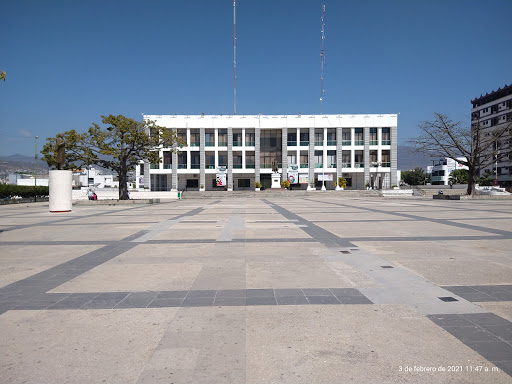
[382,128,390,145]
[370,128,378,145]
[354,128,364,146]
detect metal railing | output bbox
[299,141,309,146]
[327,140,337,146]
[381,140,391,145]
[287,141,297,146]
[163,164,172,169]
[355,140,364,146]
[342,140,351,145]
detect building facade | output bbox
[137,114,398,191]
[428,157,468,185]
[471,84,512,188]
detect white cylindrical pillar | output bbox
[49,170,72,213]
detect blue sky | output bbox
[1,0,511,156]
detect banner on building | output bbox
[299,174,309,184]
[288,171,299,184]
[216,173,227,187]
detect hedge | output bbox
[0,184,50,199]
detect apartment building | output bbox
[137,114,398,191]
[471,84,512,188]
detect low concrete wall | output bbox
[381,189,413,197]
[72,190,179,201]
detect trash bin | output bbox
[177,191,181,199]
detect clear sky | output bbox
[1,0,511,156]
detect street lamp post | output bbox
[34,136,39,187]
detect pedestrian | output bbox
[92,192,98,200]
[88,189,93,200]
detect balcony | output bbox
[381,162,391,167]
[369,140,378,145]
[314,141,323,146]
[246,164,255,169]
[218,142,227,147]
[354,162,364,168]
[150,164,159,169]
[287,141,297,146]
[381,140,391,145]
[355,140,364,146]
[190,142,200,147]
[314,163,323,168]
[327,140,337,146]
[233,164,243,169]
[206,165,215,169]
[299,141,309,146]
[342,163,351,168]
[328,164,336,168]
[163,164,172,169]
[177,164,187,169]
[245,141,255,147]
[342,140,351,146]
[205,142,215,147]
[233,141,242,147]
[190,164,200,169]
[300,163,308,168]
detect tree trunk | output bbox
[467,166,476,196]
[118,165,129,200]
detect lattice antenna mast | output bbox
[233,0,237,115]
[320,0,325,114]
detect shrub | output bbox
[0,184,50,199]
[280,180,290,188]
[254,181,262,188]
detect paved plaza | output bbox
[1,195,512,383]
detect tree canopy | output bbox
[407,113,511,195]
[401,167,430,186]
[0,71,6,82]
[42,114,184,199]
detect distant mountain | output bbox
[397,145,436,171]
[0,154,50,176]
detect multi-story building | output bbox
[428,157,468,185]
[471,84,512,188]
[137,114,398,191]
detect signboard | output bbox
[138,176,144,185]
[288,171,299,184]
[299,174,309,184]
[216,173,226,187]
[318,174,333,181]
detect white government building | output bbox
[136,114,398,191]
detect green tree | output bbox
[42,114,184,199]
[0,71,5,81]
[408,113,511,195]
[477,169,494,186]
[402,167,429,185]
[449,168,468,184]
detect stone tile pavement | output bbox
[1,196,511,383]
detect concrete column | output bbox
[228,127,233,191]
[143,161,150,190]
[336,127,343,184]
[364,126,369,189]
[186,129,191,171]
[308,126,315,189]
[49,170,72,212]
[200,127,205,190]
[390,125,398,187]
[172,129,178,190]
[255,127,261,183]
[172,150,178,191]
[281,127,287,181]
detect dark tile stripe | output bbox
[10,287,373,311]
[442,285,512,302]
[261,199,355,248]
[428,313,512,377]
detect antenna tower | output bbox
[233,0,237,115]
[320,0,325,114]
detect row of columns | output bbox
[145,126,397,190]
